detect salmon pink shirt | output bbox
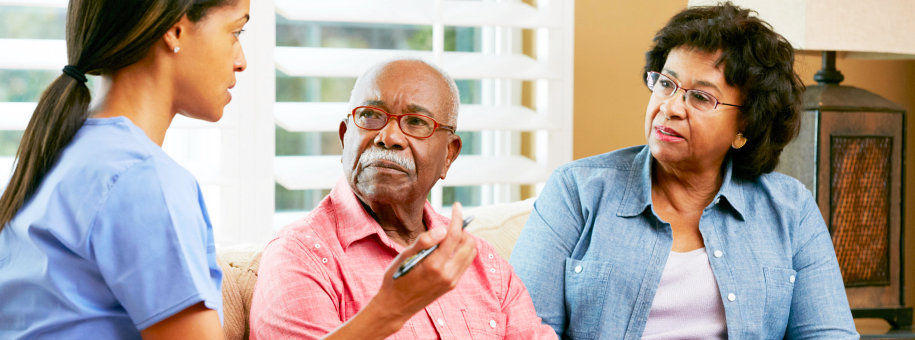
[250,179,555,340]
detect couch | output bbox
[217,198,536,339]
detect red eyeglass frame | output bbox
[349,105,456,139]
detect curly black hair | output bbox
[644,1,804,179]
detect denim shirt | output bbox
[509,146,857,340]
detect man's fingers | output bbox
[444,236,477,280]
[437,202,464,256]
[389,226,446,273]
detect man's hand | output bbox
[322,203,477,340]
[377,202,477,321]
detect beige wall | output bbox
[574,0,915,316]
[574,1,687,159]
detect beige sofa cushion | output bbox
[465,198,535,259]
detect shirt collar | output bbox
[616,146,746,220]
[331,178,449,251]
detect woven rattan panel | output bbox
[829,136,891,286]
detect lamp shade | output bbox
[687,0,915,58]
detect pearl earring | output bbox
[173,47,180,53]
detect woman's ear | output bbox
[163,16,191,53]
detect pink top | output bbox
[642,248,727,339]
[250,179,556,340]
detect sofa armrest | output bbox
[219,246,263,340]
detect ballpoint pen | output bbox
[392,216,474,279]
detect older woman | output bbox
[509,3,857,339]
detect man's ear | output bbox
[163,16,191,53]
[338,119,348,147]
[439,134,462,180]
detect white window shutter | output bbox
[269,0,574,232]
[3,0,575,247]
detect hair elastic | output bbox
[62,65,88,83]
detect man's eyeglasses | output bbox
[646,71,742,112]
[349,106,455,139]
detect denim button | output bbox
[574,265,583,273]
[789,275,796,283]
[713,250,723,258]
[727,293,736,301]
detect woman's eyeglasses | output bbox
[646,71,742,112]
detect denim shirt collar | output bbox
[616,146,746,220]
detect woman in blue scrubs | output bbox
[0,0,250,338]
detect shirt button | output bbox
[489,320,497,328]
[789,275,796,283]
[727,293,736,302]
[314,243,321,249]
[713,250,723,258]
[714,197,721,204]
[574,265,583,273]
[437,318,445,326]
[322,258,328,263]
[488,253,494,259]
[489,268,496,273]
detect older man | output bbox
[250,59,554,339]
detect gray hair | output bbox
[348,58,461,127]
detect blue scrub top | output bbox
[0,117,222,339]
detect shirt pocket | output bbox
[762,266,796,332]
[461,309,506,340]
[564,258,613,340]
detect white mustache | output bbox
[359,148,416,172]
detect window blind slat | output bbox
[274,155,341,190]
[0,156,14,185]
[275,154,549,191]
[275,47,554,80]
[442,51,556,80]
[0,39,65,70]
[274,102,551,132]
[442,155,548,186]
[0,102,34,130]
[275,0,430,25]
[0,0,66,7]
[441,1,555,28]
[459,105,548,131]
[274,102,347,132]
[275,0,556,28]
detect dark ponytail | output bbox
[0,0,232,231]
